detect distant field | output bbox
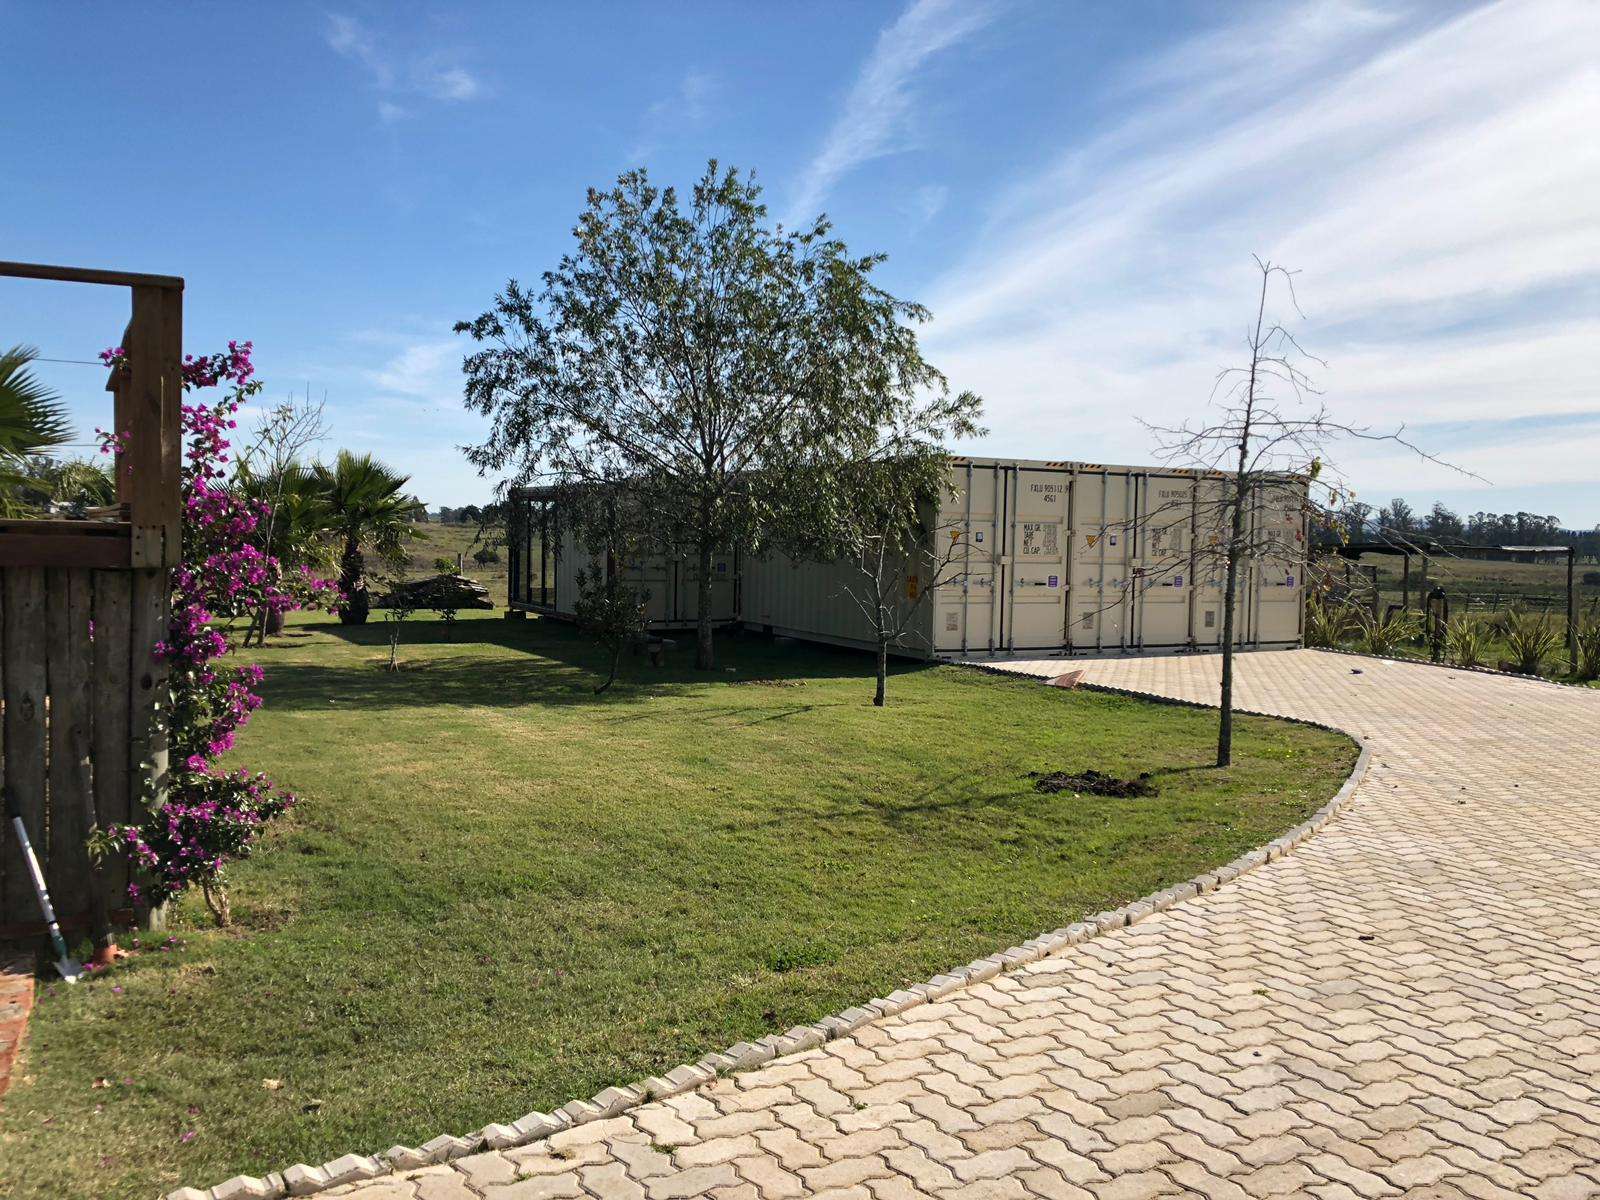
[404,521,509,605]
[1330,552,1600,614]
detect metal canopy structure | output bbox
[1330,539,1572,559]
[1325,539,1578,663]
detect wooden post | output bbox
[1401,554,1411,612]
[129,569,169,838]
[1569,546,1579,670]
[123,286,183,568]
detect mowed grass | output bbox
[1,614,1356,1199]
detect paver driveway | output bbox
[321,650,1600,1200]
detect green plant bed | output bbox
[1,613,1356,1199]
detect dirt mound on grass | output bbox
[1029,769,1157,798]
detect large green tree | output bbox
[457,161,979,669]
[314,450,422,624]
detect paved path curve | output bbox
[314,650,1600,1200]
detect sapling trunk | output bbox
[696,537,715,670]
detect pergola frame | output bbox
[1330,538,1578,665]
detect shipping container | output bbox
[506,458,1307,657]
[506,486,740,628]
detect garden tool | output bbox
[4,789,84,982]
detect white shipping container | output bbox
[507,457,1306,657]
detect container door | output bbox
[1005,467,1069,651]
[1069,471,1132,650]
[936,465,1001,654]
[1189,477,1228,647]
[617,553,674,624]
[673,550,738,623]
[1134,476,1196,648]
[1254,497,1305,644]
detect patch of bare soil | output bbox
[1029,769,1157,798]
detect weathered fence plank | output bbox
[45,570,97,929]
[92,570,134,910]
[2,568,50,926]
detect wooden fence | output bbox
[0,262,181,944]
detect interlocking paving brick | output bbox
[188,651,1600,1199]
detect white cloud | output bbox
[325,13,392,87]
[324,13,484,118]
[920,0,1600,510]
[630,70,717,162]
[416,59,482,102]
[787,0,999,223]
[368,339,459,399]
[907,183,949,228]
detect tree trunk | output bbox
[338,534,369,625]
[695,538,715,670]
[1217,489,1247,769]
[874,641,888,707]
[596,645,621,695]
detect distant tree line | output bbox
[1323,498,1600,558]
[425,502,508,527]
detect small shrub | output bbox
[1444,615,1488,669]
[1304,594,1360,648]
[1358,607,1420,656]
[1483,604,1521,638]
[433,555,455,573]
[1503,608,1561,676]
[473,546,500,565]
[1574,618,1600,682]
[574,566,649,694]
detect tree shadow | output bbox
[257,616,937,714]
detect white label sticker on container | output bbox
[945,611,959,632]
[975,531,985,543]
[1109,533,1118,546]
[1021,521,1059,558]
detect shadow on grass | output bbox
[257,616,938,713]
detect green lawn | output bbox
[0,613,1356,1199]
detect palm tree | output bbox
[0,345,73,516]
[237,462,336,639]
[313,450,422,624]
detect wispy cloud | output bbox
[362,337,460,401]
[324,13,485,120]
[922,0,1600,504]
[629,69,717,162]
[787,0,999,223]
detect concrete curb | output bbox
[169,669,1371,1200]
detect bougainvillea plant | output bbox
[93,341,340,926]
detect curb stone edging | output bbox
[168,667,1372,1200]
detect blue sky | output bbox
[4,0,1597,522]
